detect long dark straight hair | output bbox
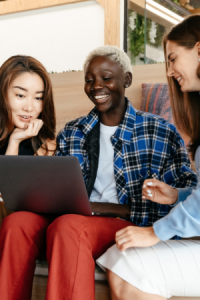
[0,55,56,155]
[163,14,200,160]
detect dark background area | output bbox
[190,0,200,8]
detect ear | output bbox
[196,41,200,60]
[124,72,132,88]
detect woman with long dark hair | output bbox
[97,14,200,300]
[0,55,56,223]
[0,55,56,297]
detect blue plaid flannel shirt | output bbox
[56,98,197,227]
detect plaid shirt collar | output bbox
[75,97,135,144]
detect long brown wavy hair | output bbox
[163,14,200,160]
[0,55,56,155]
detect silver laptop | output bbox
[0,155,92,216]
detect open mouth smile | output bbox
[19,115,32,122]
[93,94,110,103]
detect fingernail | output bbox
[147,190,151,193]
[142,196,145,199]
[147,182,153,186]
[143,185,146,188]
[148,194,152,197]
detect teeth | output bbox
[21,116,30,119]
[94,95,109,100]
[177,77,182,82]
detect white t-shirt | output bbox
[90,123,119,204]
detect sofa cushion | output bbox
[140,83,173,124]
[140,83,192,155]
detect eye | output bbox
[170,58,175,62]
[16,94,25,98]
[103,77,111,81]
[85,79,93,83]
[35,97,43,101]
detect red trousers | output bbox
[0,211,133,300]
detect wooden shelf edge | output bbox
[0,0,91,16]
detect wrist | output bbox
[171,188,178,205]
[152,226,160,242]
[148,226,160,246]
[6,139,20,155]
[8,138,21,149]
[8,136,20,145]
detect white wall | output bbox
[0,1,104,72]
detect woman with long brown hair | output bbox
[0,55,56,297]
[97,14,200,299]
[0,55,56,224]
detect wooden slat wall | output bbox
[49,63,167,134]
[104,0,120,47]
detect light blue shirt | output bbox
[154,146,200,240]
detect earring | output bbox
[125,84,129,88]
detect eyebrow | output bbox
[85,69,113,74]
[13,86,44,93]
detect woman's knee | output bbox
[107,269,125,300]
[107,269,140,300]
[107,269,166,300]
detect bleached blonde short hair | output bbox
[83,45,132,74]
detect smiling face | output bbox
[7,72,44,129]
[84,55,132,125]
[166,40,200,92]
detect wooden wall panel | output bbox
[49,63,167,134]
[104,0,120,47]
[96,0,121,46]
[0,0,90,16]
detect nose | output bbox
[91,78,103,90]
[167,63,174,77]
[23,97,34,112]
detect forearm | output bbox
[5,140,19,155]
[154,183,200,240]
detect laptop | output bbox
[0,155,92,216]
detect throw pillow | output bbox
[140,83,190,148]
[140,83,173,124]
